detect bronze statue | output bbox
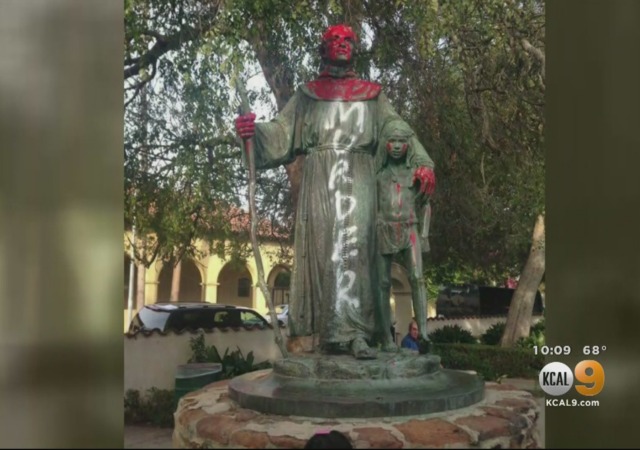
[374,120,433,351]
[235,24,435,359]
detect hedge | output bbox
[433,343,544,381]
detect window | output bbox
[272,271,291,306]
[168,310,216,331]
[214,311,229,326]
[238,277,251,297]
[241,310,267,327]
[274,272,291,288]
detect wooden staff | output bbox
[235,77,289,359]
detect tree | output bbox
[124,0,545,296]
[501,213,545,346]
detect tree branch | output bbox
[521,38,545,81]
[124,3,221,81]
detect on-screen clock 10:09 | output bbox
[533,345,571,356]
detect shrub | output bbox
[531,317,545,335]
[188,332,272,379]
[480,322,506,345]
[124,388,177,428]
[517,317,546,349]
[433,343,545,381]
[428,325,477,344]
[478,318,546,348]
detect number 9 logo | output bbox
[574,360,605,396]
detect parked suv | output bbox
[127,302,270,334]
[265,304,289,327]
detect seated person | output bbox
[400,320,420,351]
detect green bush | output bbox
[516,317,546,349]
[478,318,546,348]
[531,317,545,335]
[124,388,177,428]
[480,322,506,345]
[188,332,272,379]
[433,343,545,381]
[428,325,477,344]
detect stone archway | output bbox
[217,263,253,308]
[157,258,204,302]
[267,265,291,306]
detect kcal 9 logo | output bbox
[538,360,605,396]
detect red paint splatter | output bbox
[322,24,357,43]
[304,79,381,101]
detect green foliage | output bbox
[480,322,507,346]
[434,343,544,381]
[369,0,545,282]
[428,325,477,344]
[478,318,545,347]
[188,332,272,379]
[417,336,432,355]
[517,317,546,349]
[124,0,545,282]
[124,388,177,428]
[531,317,545,335]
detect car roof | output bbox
[144,303,257,312]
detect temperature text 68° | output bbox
[583,345,607,355]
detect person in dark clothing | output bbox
[304,430,353,449]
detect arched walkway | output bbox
[157,258,204,302]
[267,265,291,306]
[217,262,253,308]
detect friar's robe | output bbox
[250,78,432,347]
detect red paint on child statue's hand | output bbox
[412,166,436,195]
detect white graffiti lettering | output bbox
[331,226,358,262]
[325,112,366,315]
[335,190,356,221]
[329,159,350,190]
[323,103,366,147]
[336,269,359,309]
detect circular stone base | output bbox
[228,353,484,418]
[173,378,542,449]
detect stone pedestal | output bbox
[228,353,484,418]
[173,374,541,449]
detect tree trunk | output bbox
[170,259,182,302]
[135,262,146,310]
[500,214,545,347]
[247,24,304,216]
[135,235,146,310]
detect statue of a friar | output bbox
[235,24,435,359]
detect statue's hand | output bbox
[412,166,436,196]
[235,112,256,140]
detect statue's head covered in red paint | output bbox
[320,24,357,63]
[318,24,358,78]
[304,24,380,100]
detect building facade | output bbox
[123,233,435,336]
